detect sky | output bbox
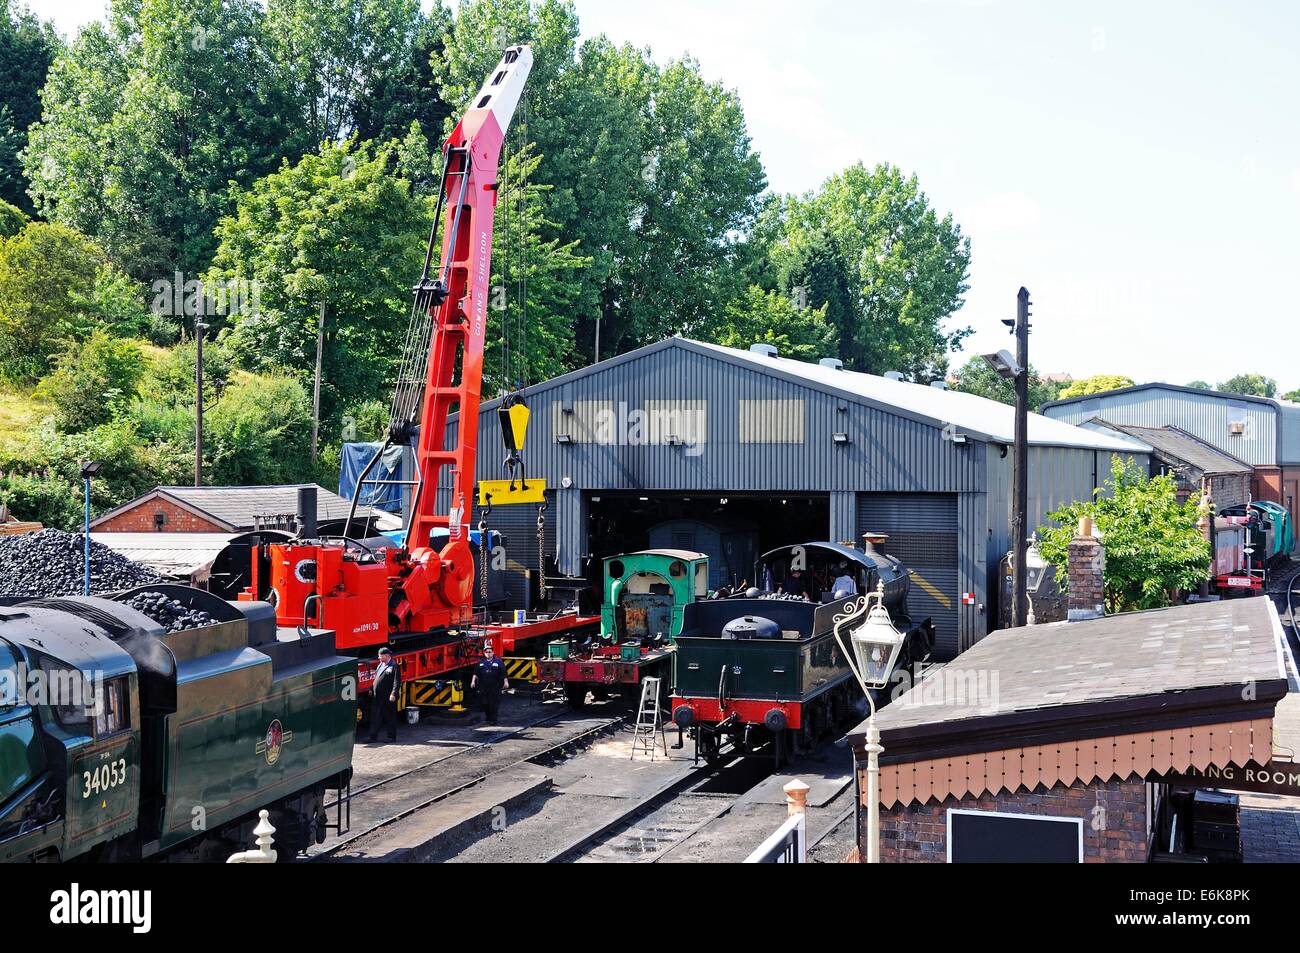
[26,0,1300,390]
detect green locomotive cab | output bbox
[540,550,708,709]
[0,587,357,862]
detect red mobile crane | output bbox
[238,45,597,700]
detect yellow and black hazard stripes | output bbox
[503,656,538,683]
[407,680,464,708]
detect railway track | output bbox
[311,711,624,859]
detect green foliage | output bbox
[341,398,388,442]
[205,373,314,485]
[0,195,24,238]
[24,0,308,279]
[137,336,231,404]
[706,286,837,362]
[0,471,82,528]
[485,144,588,394]
[35,330,145,432]
[1186,379,1210,390]
[265,0,437,147]
[0,1,59,211]
[765,163,971,380]
[210,137,430,424]
[950,356,1063,411]
[1283,388,1300,403]
[1216,373,1276,398]
[433,2,766,362]
[0,222,107,382]
[0,417,190,528]
[1057,374,1135,399]
[1036,456,1210,613]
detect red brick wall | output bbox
[94,500,225,533]
[876,776,1149,863]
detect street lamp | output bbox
[80,460,102,595]
[832,581,905,864]
[1023,533,1049,624]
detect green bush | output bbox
[205,373,314,486]
[0,198,25,239]
[0,472,82,528]
[35,330,145,432]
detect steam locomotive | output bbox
[0,585,355,862]
[670,538,933,765]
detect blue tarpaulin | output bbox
[339,442,407,513]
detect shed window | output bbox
[739,399,805,443]
[947,809,1083,863]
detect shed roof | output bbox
[495,338,1150,453]
[1083,421,1252,476]
[1044,381,1296,413]
[89,532,239,577]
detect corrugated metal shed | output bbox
[1083,422,1252,477]
[1043,383,1296,466]
[441,337,1148,658]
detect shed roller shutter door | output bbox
[856,493,959,658]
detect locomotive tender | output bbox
[671,539,933,765]
[0,585,355,862]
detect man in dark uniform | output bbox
[369,647,401,742]
[781,568,812,600]
[470,641,509,725]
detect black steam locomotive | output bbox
[670,538,932,765]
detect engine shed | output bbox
[452,338,1149,659]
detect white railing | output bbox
[743,778,810,863]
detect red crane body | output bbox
[248,47,535,652]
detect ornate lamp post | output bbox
[832,581,905,864]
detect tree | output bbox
[265,0,440,147]
[432,2,766,362]
[484,145,588,395]
[1036,456,1209,612]
[1056,374,1135,399]
[25,0,307,279]
[1216,373,1276,398]
[35,330,145,432]
[0,1,59,211]
[766,163,971,380]
[1186,379,1210,390]
[1283,388,1300,403]
[0,222,106,382]
[705,287,836,363]
[210,136,431,426]
[950,355,1062,411]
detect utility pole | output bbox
[594,315,601,364]
[1010,287,1031,628]
[312,299,326,462]
[195,316,207,487]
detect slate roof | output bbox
[1083,420,1252,476]
[851,598,1289,751]
[91,485,400,532]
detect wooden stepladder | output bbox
[630,677,667,761]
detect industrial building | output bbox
[1044,383,1300,541]
[457,338,1149,658]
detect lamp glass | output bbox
[1025,540,1049,592]
[851,605,905,689]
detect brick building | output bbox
[91,484,398,534]
[850,574,1290,863]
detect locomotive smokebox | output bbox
[722,614,781,640]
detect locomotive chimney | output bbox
[1066,516,1105,621]
[862,532,889,556]
[297,485,318,538]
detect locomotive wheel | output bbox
[564,684,589,709]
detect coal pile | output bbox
[0,529,161,597]
[119,591,218,633]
